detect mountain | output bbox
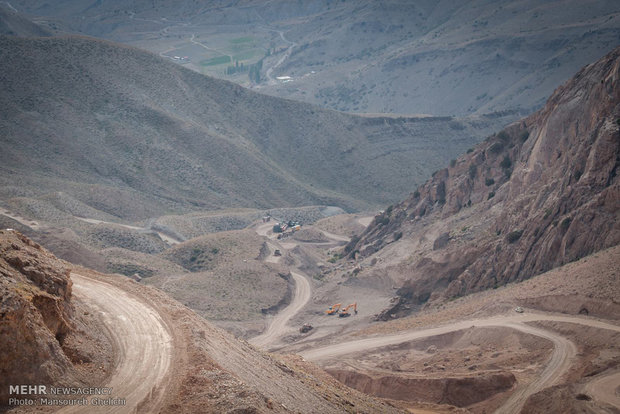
[344,45,620,317]
[0,34,514,222]
[0,3,51,37]
[8,0,620,115]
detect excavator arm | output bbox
[326,303,341,315]
[339,303,357,317]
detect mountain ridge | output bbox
[10,0,620,115]
[344,45,620,316]
[0,34,515,221]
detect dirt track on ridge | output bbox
[61,273,173,414]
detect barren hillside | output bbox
[0,35,513,223]
[9,0,620,115]
[343,45,620,316]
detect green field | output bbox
[200,55,231,66]
[232,49,260,61]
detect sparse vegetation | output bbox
[520,130,530,142]
[500,155,512,169]
[561,217,572,231]
[489,141,504,154]
[506,230,523,243]
[436,181,446,204]
[469,164,477,179]
[488,191,495,199]
[497,130,510,141]
[327,252,342,263]
[485,177,495,186]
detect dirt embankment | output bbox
[327,369,515,407]
[0,230,112,409]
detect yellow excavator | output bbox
[339,303,358,318]
[326,303,341,315]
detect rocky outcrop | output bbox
[348,46,620,311]
[0,230,76,405]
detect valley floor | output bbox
[2,210,619,413]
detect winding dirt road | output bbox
[300,313,620,414]
[248,220,620,410]
[61,274,173,413]
[250,220,349,348]
[249,271,311,348]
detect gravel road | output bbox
[249,271,311,348]
[61,273,173,414]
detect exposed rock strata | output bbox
[0,229,76,404]
[347,46,620,314]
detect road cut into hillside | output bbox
[249,271,311,348]
[61,273,173,414]
[301,313,620,414]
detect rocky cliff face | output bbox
[0,229,76,404]
[347,47,620,316]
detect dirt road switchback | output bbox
[250,271,311,349]
[301,313,620,414]
[61,274,173,413]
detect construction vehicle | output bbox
[299,323,313,333]
[339,303,358,317]
[325,303,341,315]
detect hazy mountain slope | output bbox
[0,3,51,36]
[345,46,620,315]
[273,0,620,115]
[0,35,513,221]
[9,0,620,115]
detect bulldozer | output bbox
[339,303,357,317]
[325,303,341,315]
